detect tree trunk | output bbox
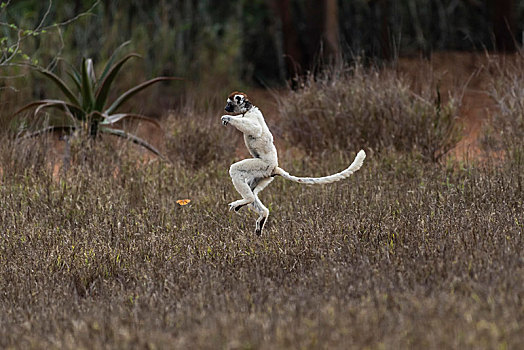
[379,0,391,60]
[323,0,341,63]
[492,0,516,52]
[268,0,305,77]
[270,0,341,77]
[305,0,341,67]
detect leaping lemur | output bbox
[221,92,366,235]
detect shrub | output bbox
[13,47,179,156]
[277,63,461,162]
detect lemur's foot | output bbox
[228,200,250,212]
[255,216,267,236]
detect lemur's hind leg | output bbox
[230,176,263,212]
[253,176,274,196]
[229,176,255,212]
[228,159,272,212]
[251,177,274,235]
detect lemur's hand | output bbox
[221,115,231,126]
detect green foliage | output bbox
[14,49,180,156]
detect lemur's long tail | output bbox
[273,150,366,185]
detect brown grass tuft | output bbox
[277,63,462,162]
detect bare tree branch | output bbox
[34,0,53,32]
[0,0,101,69]
[41,0,100,30]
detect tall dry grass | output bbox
[164,95,240,169]
[0,59,523,349]
[0,144,523,348]
[277,63,461,162]
[487,53,524,151]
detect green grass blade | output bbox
[100,127,163,157]
[37,69,81,107]
[94,53,140,111]
[81,58,95,111]
[104,77,182,115]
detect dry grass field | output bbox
[1,54,523,349]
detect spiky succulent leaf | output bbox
[20,125,77,139]
[104,77,182,115]
[100,127,162,157]
[86,59,97,86]
[67,71,82,93]
[37,69,81,107]
[98,40,131,83]
[14,100,84,120]
[81,58,95,111]
[34,101,79,120]
[94,53,140,111]
[99,112,162,129]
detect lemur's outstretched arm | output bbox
[221,114,262,138]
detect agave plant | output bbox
[15,50,180,156]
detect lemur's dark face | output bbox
[225,92,252,114]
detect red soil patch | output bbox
[451,90,494,161]
[397,52,521,163]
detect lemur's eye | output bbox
[235,95,242,103]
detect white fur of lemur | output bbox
[221,91,366,235]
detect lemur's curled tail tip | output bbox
[352,149,366,171]
[273,149,366,185]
